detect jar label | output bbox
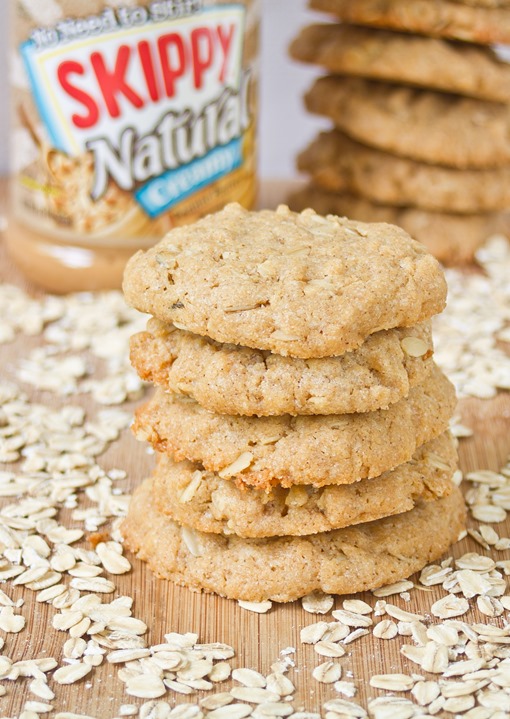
[12,1,257,242]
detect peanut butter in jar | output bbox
[7,0,259,292]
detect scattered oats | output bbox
[333,680,357,698]
[300,621,329,644]
[119,705,138,716]
[479,525,500,545]
[163,679,194,695]
[431,594,469,619]
[373,620,398,640]
[24,701,54,713]
[52,610,83,631]
[384,605,424,622]
[95,541,131,574]
[411,681,440,706]
[419,565,453,586]
[373,600,387,616]
[107,648,151,663]
[301,592,334,614]
[500,595,510,610]
[456,553,496,571]
[343,628,370,645]
[312,661,342,684]
[322,698,367,717]
[126,673,166,699]
[255,702,294,717]
[495,537,510,550]
[420,642,449,674]
[206,705,252,719]
[322,622,350,642]
[372,581,414,598]
[36,584,67,603]
[53,662,92,684]
[444,696,477,713]
[238,599,272,614]
[70,577,115,593]
[13,565,49,586]
[232,668,267,689]
[441,680,489,698]
[370,674,415,691]
[400,644,426,666]
[449,416,473,438]
[332,610,372,628]
[200,694,234,710]
[471,505,507,523]
[409,621,428,647]
[442,659,486,677]
[209,662,232,682]
[342,599,372,615]
[265,673,294,696]
[0,605,25,632]
[29,678,55,701]
[314,640,346,658]
[468,528,491,550]
[63,637,87,660]
[0,656,13,676]
[426,624,459,646]
[456,569,493,598]
[230,687,280,704]
[367,704,415,719]
[0,588,16,606]
[477,595,504,616]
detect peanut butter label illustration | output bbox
[13,1,257,241]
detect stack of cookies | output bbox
[121,203,466,603]
[289,0,510,265]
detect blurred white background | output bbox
[0,0,328,179]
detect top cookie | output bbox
[290,24,510,103]
[123,204,446,359]
[310,0,510,45]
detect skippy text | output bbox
[22,3,252,213]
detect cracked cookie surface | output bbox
[291,24,510,102]
[123,203,446,358]
[310,0,510,45]
[130,318,433,416]
[122,479,466,602]
[289,186,509,266]
[305,76,510,169]
[297,131,510,214]
[133,364,455,489]
[153,433,457,537]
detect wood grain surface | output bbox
[0,180,509,718]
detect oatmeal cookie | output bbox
[153,433,457,537]
[123,203,446,358]
[290,24,510,103]
[297,130,510,214]
[305,76,510,169]
[130,318,433,416]
[310,0,510,45]
[133,364,456,489]
[289,185,509,265]
[122,478,466,602]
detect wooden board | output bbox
[0,180,509,718]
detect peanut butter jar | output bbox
[7,0,259,292]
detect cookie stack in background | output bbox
[289,0,510,265]
[121,203,466,603]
